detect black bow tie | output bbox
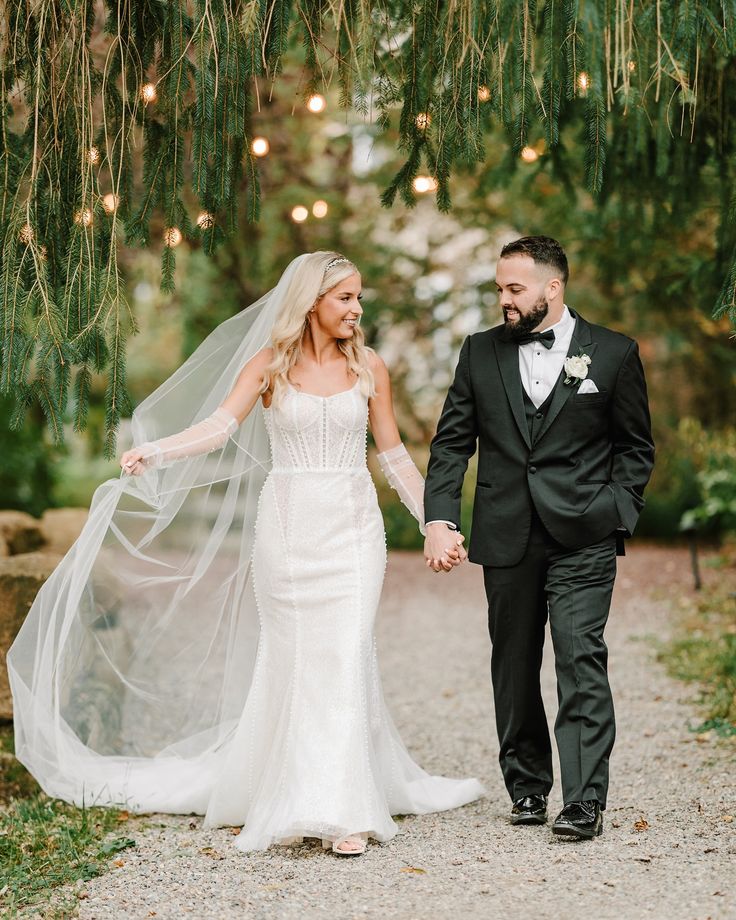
[515,329,556,349]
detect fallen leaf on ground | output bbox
[400,867,427,874]
[113,859,125,868]
[200,846,224,860]
[116,810,130,822]
[723,815,733,822]
[633,818,649,832]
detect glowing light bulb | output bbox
[312,200,328,219]
[102,193,119,214]
[412,175,438,193]
[75,208,93,227]
[307,94,326,113]
[577,71,590,93]
[415,112,431,130]
[164,226,182,247]
[251,136,270,157]
[141,83,157,104]
[88,146,100,165]
[477,85,491,102]
[291,206,309,223]
[197,211,215,229]
[19,223,34,244]
[520,146,539,163]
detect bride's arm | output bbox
[368,353,466,570]
[120,348,273,475]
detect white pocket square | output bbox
[577,379,599,394]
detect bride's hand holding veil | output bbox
[119,348,273,474]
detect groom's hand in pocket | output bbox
[424,523,467,573]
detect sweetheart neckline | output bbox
[263,379,360,409]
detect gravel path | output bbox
[57,546,735,920]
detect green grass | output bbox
[0,725,135,917]
[658,566,736,733]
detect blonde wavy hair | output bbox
[262,251,376,408]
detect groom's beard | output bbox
[503,296,550,339]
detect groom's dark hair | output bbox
[500,236,569,286]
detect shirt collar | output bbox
[544,303,574,337]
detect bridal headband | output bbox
[325,257,352,270]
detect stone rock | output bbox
[0,510,45,556]
[40,507,88,555]
[0,551,62,720]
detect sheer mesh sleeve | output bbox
[376,443,426,535]
[138,406,239,469]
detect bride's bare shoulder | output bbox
[250,347,275,368]
[367,350,389,380]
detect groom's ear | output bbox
[545,276,563,300]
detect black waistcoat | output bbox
[523,385,556,442]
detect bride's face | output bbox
[312,272,363,340]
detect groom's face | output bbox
[495,255,555,335]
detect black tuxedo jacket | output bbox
[424,310,655,567]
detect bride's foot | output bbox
[321,833,367,856]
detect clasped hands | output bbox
[424,522,468,574]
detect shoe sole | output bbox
[510,813,548,826]
[552,822,603,839]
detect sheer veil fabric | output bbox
[7,255,312,813]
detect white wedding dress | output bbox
[203,381,485,850]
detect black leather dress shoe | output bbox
[552,800,603,839]
[510,794,548,825]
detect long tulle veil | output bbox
[7,253,312,813]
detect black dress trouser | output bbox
[482,506,618,808]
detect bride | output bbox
[8,251,485,857]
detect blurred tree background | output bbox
[1,2,735,547]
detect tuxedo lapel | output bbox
[533,312,598,445]
[493,337,532,449]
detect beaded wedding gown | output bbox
[203,381,485,850]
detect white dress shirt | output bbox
[519,304,576,408]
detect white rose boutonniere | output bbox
[563,351,592,386]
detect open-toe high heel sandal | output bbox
[321,832,368,856]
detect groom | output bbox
[423,236,655,839]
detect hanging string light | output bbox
[196,211,215,229]
[520,146,539,163]
[412,176,438,193]
[102,193,119,214]
[291,205,309,223]
[75,208,93,227]
[163,226,182,247]
[141,83,158,105]
[415,112,431,130]
[628,60,637,73]
[477,85,491,102]
[19,223,34,244]
[88,146,100,165]
[577,71,590,94]
[312,200,328,218]
[307,94,326,113]
[251,136,270,157]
